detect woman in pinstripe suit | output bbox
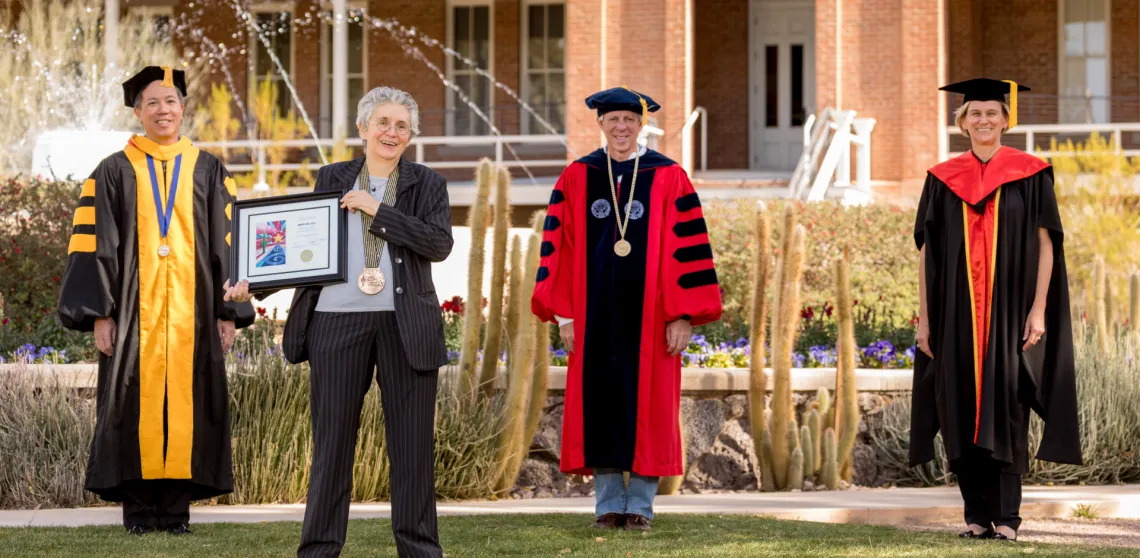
[227,86,452,558]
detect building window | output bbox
[522,2,565,134]
[249,9,294,119]
[320,7,367,138]
[448,2,492,136]
[128,6,173,42]
[1059,0,1109,123]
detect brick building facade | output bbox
[8,0,1132,193]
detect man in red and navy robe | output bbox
[532,87,722,531]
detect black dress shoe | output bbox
[624,514,652,531]
[591,513,625,529]
[164,523,192,535]
[126,525,155,536]
[959,528,994,539]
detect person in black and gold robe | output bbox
[911,78,1082,542]
[57,66,254,535]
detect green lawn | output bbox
[0,514,1130,557]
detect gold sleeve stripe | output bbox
[72,206,96,226]
[225,203,232,220]
[68,233,96,253]
[225,232,231,246]
[80,179,96,198]
[224,177,237,197]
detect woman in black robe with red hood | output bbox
[911,78,1082,541]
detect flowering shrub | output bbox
[441,295,465,353]
[0,177,96,362]
[1,344,69,364]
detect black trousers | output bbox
[954,450,1023,531]
[298,311,442,558]
[120,479,192,529]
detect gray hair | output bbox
[356,86,420,137]
[134,88,186,110]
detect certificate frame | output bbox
[230,190,348,291]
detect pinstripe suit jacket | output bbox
[279,156,453,371]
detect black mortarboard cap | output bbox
[122,66,187,108]
[940,78,1029,128]
[585,87,660,126]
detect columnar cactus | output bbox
[477,166,512,395]
[834,252,859,481]
[769,208,805,490]
[805,407,821,475]
[493,232,542,494]
[821,428,839,490]
[523,213,550,452]
[799,424,814,476]
[459,159,493,397]
[1094,258,1110,354]
[747,204,771,478]
[759,429,776,493]
[789,447,804,492]
[506,235,524,351]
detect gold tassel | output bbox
[161,66,174,87]
[1002,79,1018,129]
[620,85,649,127]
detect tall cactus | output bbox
[834,252,859,481]
[459,159,493,397]
[816,387,833,440]
[769,207,804,490]
[493,232,542,494]
[506,235,524,350]
[1131,272,1140,335]
[477,166,512,395]
[788,447,805,492]
[799,425,814,476]
[806,406,821,475]
[747,204,771,478]
[821,428,839,490]
[523,212,550,452]
[1094,258,1110,354]
[759,428,776,492]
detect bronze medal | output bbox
[614,239,632,257]
[358,267,385,295]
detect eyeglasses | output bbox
[367,119,412,137]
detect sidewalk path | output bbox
[3,485,1139,528]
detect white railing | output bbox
[943,122,1140,160]
[790,108,876,202]
[681,106,708,176]
[196,134,568,174]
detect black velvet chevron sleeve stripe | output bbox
[544,215,561,231]
[675,192,701,212]
[673,243,713,263]
[678,268,719,289]
[549,189,565,204]
[674,218,707,237]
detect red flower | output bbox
[800,306,815,320]
[909,315,920,326]
[1,318,8,326]
[256,307,267,317]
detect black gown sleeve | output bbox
[209,158,255,329]
[1027,168,1082,465]
[57,158,122,331]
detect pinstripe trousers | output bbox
[298,311,442,558]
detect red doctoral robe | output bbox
[532,148,723,477]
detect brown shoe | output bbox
[591,513,625,529]
[624,514,652,531]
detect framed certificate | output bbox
[230,190,348,291]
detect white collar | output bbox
[603,144,647,161]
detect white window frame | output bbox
[1057,0,1111,123]
[319,3,369,138]
[446,0,495,136]
[247,3,297,119]
[520,0,566,135]
[127,6,174,41]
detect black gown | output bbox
[57,135,254,502]
[910,146,1082,474]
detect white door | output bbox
[750,0,815,171]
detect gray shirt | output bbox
[315,176,396,312]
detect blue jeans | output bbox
[594,468,660,520]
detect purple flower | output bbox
[735,337,749,348]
